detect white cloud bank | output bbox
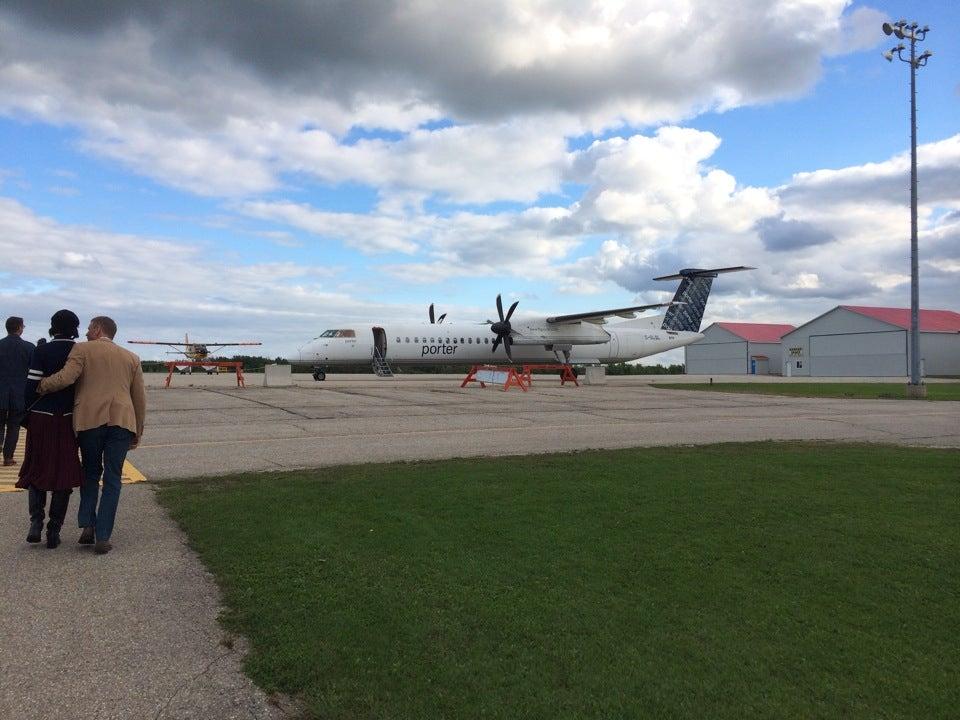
[0,1,882,198]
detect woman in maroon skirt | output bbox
[17,310,83,548]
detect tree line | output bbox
[140,355,684,375]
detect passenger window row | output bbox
[394,336,490,344]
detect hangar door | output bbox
[809,331,905,376]
[685,341,746,374]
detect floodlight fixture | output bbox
[883,49,894,62]
[882,21,893,35]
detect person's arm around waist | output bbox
[38,345,84,394]
[130,361,146,449]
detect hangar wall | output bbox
[782,307,960,377]
[685,326,746,374]
[781,308,905,377]
[749,342,783,372]
[920,333,960,376]
[684,325,789,375]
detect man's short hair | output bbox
[5,316,23,334]
[91,315,118,339]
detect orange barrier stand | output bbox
[520,364,579,387]
[164,361,245,388]
[461,365,527,392]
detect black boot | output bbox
[46,525,61,549]
[27,519,43,543]
[46,490,71,549]
[27,487,46,543]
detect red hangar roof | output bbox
[715,322,796,342]
[841,306,960,333]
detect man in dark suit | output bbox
[0,316,35,465]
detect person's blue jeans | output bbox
[77,425,134,541]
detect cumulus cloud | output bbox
[779,135,960,209]
[0,197,419,357]
[0,1,877,198]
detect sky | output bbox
[1,0,958,363]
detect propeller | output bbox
[490,294,519,362]
[428,303,447,324]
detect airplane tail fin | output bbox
[655,266,753,332]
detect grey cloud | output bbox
[779,151,960,209]
[755,214,835,252]
[1,0,856,126]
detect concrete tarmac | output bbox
[0,485,281,720]
[131,374,960,480]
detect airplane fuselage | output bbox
[291,321,702,367]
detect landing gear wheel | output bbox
[313,370,326,382]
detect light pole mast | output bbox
[882,20,932,398]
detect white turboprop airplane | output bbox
[288,267,752,380]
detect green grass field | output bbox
[654,382,960,401]
[157,443,960,719]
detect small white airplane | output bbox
[288,266,752,380]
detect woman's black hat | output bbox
[50,309,80,339]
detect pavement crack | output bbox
[199,388,314,419]
[153,648,235,720]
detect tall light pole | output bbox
[882,19,932,398]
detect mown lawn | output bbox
[157,443,960,719]
[654,382,960,400]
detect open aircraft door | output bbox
[372,327,387,358]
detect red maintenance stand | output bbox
[520,364,579,387]
[164,361,246,388]
[461,364,579,391]
[461,365,527,391]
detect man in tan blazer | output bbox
[40,316,146,554]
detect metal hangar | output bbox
[684,322,796,375]
[780,306,960,377]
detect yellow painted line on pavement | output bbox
[0,431,146,493]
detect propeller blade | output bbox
[492,336,501,353]
[496,294,504,322]
[437,313,446,324]
[505,300,519,322]
[503,335,513,362]
[429,304,435,324]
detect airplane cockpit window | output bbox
[317,329,357,339]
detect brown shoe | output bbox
[94,540,112,555]
[78,527,95,545]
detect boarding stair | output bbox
[372,349,394,378]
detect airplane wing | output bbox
[128,341,190,346]
[545,302,680,325]
[127,341,262,346]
